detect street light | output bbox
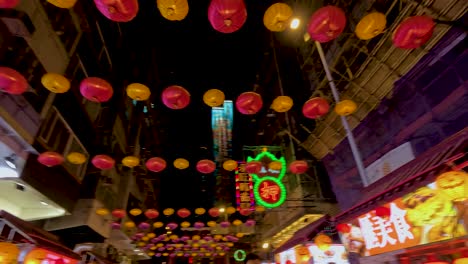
[219,207,225,213]
[262,243,269,249]
[290,18,300,29]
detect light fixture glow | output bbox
[40,201,49,206]
[4,155,16,169]
[290,18,300,29]
[219,207,225,213]
[262,242,269,249]
[0,167,19,178]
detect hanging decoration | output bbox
[355,12,387,40]
[122,156,140,168]
[80,77,113,103]
[111,209,126,218]
[162,85,191,109]
[335,99,357,116]
[139,222,150,230]
[255,206,265,212]
[195,208,206,215]
[145,209,159,219]
[263,3,293,32]
[247,150,287,208]
[124,221,135,228]
[173,158,189,169]
[111,222,121,229]
[245,219,256,227]
[0,242,19,263]
[41,73,70,93]
[157,0,189,21]
[236,92,263,115]
[66,152,86,165]
[235,162,255,211]
[336,223,351,233]
[203,89,225,107]
[38,151,64,167]
[245,161,262,174]
[196,159,216,174]
[129,208,142,216]
[92,155,115,170]
[208,0,247,34]
[0,0,20,8]
[126,83,151,101]
[392,16,435,49]
[47,0,77,8]
[163,208,175,216]
[308,6,346,43]
[177,208,191,218]
[146,157,167,172]
[271,96,294,112]
[233,249,247,261]
[223,159,238,171]
[153,222,164,228]
[208,207,220,217]
[94,0,138,22]
[167,222,178,230]
[194,222,205,228]
[181,221,190,228]
[207,221,217,227]
[0,67,28,95]
[289,160,308,174]
[268,161,282,170]
[226,206,236,214]
[302,97,330,119]
[95,208,109,216]
[220,221,230,228]
[314,234,332,251]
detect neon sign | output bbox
[247,150,287,208]
[235,162,255,210]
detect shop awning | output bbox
[273,216,328,254]
[0,210,82,260]
[335,127,468,222]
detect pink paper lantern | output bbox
[236,92,263,115]
[177,208,191,218]
[0,0,19,8]
[194,222,205,228]
[392,16,435,49]
[302,97,329,119]
[92,155,115,170]
[0,67,28,95]
[289,160,308,174]
[308,6,346,43]
[93,0,138,22]
[155,253,162,257]
[112,209,126,218]
[145,157,166,172]
[208,207,220,217]
[167,222,178,230]
[138,222,150,230]
[220,221,230,228]
[38,152,64,167]
[181,236,190,242]
[245,219,256,227]
[245,161,262,174]
[111,222,121,229]
[196,159,216,174]
[80,77,113,102]
[162,85,190,110]
[208,0,247,33]
[144,209,159,219]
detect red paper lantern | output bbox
[92,155,115,170]
[208,207,220,217]
[289,160,308,174]
[162,85,190,109]
[177,208,191,218]
[239,208,252,216]
[112,209,126,218]
[336,223,351,233]
[38,151,64,167]
[146,157,167,172]
[392,16,435,49]
[302,97,329,119]
[196,159,216,174]
[375,206,391,217]
[80,77,113,102]
[0,67,28,95]
[308,6,346,43]
[0,0,19,8]
[144,209,159,219]
[236,92,263,115]
[245,161,262,174]
[208,0,247,34]
[93,0,138,22]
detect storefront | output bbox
[334,128,468,263]
[0,210,82,264]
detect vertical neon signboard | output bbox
[247,150,287,208]
[235,162,255,210]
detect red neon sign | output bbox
[258,180,281,204]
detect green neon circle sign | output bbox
[234,249,246,261]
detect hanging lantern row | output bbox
[130,234,244,245]
[109,219,255,231]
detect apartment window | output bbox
[38,107,89,182]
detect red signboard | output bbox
[235,162,254,210]
[258,180,281,204]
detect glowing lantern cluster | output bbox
[208,0,247,34]
[308,6,346,43]
[0,67,28,95]
[303,97,330,119]
[80,77,114,103]
[41,73,70,93]
[236,92,263,115]
[94,0,139,22]
[157,0,189,21]
[47,0,77,9]
[263,3,293,32]
[162,85,191,109]
[38,151,64,167]
[126,83,151,101]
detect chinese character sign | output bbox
[258,180,281,204]
[338,182,468,256]
[236,163,254,210]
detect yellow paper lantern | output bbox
[203,89,225,107]
[192,243,200,248]
[226,207,236,214]
[174,158,189,169]
[205,253,211,257]
[95,208,109,216]
[191,253,198,256]
[314,234,332,251]
[436,171,468,202]
[122,156,140,168]
[170,234,179,240]
[219,252,225,256]
[263,3,293,32]
[150,246,157,250]
[269,161,282,170]
[163,208,175,216]
[255,206,265,212]
[177,252,184,256]
[232,219,242,226]
[223,160,238,171]
[192,235,201,240]
[124,221,135,228]
[207,221,217,227]
[355,12,387,40]
[163,253,169,256]
[195,208,206,215]
[335,100,357,116]
[214,234,223,240]
[130,208,142,216]
[66,152,86,165]
[147,233,156,238]
[175,244,183,249]
[271,96,294,112]
[181,221,191,228]
[226,242,234,247]
[167,247,174,250]
[157,0,189,21]
[153,222,164,228]
[41,73,70,93]
[236,233,244,238]
[24,248,47,264]
[126,83,151,101]
[46,0,77,8]
[142,236,149,241]
[0,242,19,263]
[148,252,155,256]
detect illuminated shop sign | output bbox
[235,162,255,210]
[247,150,287,208]
[275,244,349,264]
[338,174,468,256]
